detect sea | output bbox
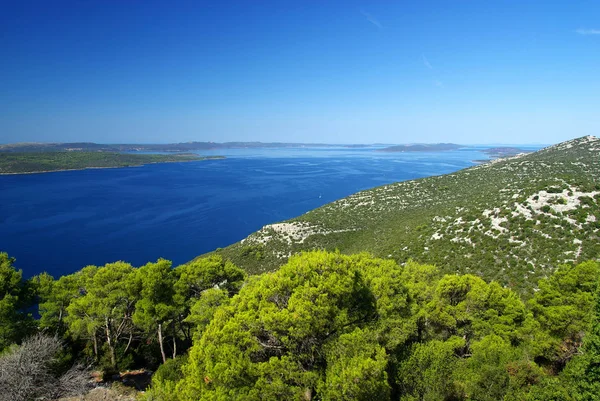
[0,146,541,278]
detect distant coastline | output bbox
[0,141,538,175]
[0,141,373,153]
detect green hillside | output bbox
[214,136,600,295]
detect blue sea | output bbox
[0,146,538,278]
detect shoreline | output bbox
[0,156,225,176]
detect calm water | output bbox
[0,146,515,278]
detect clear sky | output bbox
[1,1,599,145]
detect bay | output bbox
[0,146,529,278]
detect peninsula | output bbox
[0,152,222,174]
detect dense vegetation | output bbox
[0,152,219,174]
[1,250,599,400]
[216,136,600,296]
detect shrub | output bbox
[144,355,189,401]
[0,334,90,401]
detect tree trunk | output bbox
[124,331,133,356]
[158,323,167,363]
[173,333,177,359]
[93,333,99,361]
[105,319,116,368]
[57,307,64,334]
[108,344,116,369]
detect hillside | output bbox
[214,136,600,295]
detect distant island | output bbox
[481,147,529,157]
[377,143,463,152]
[472,147,531,164]
[0,152,222,174]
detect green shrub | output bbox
[144,355,189,401]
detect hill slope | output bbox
[213,136,600,295]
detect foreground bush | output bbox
[144,355,189,401]
[0,334,89,401]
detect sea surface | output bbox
[0,146,540,278]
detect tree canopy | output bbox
[0,252,34,352]
[167,252,600,401]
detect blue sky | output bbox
[1,1,599,145]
